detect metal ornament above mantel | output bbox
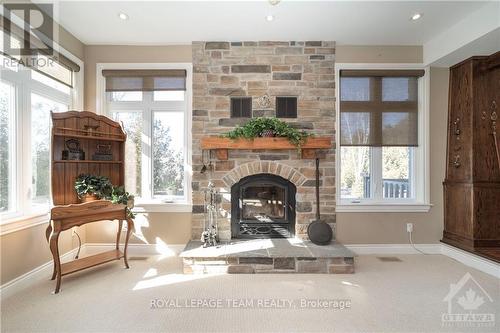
[200,136,333,160]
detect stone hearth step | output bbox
[180,239,356,274]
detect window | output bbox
[276,97,297,118]
[338,69,427,210]
[0,66,73,220]
[0,81,15,214]
[31,93,68,208]
[104,68,189,204]
[230,97,251,118]
[0,21,81,224]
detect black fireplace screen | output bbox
[232,174,296,238]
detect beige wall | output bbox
[336,67,449,244]
[336,45,423,63]
[0,223,82,285]
[82,45,193,246]
[57,25,85,60]
[83,45,192,110]
[85,213,192,246]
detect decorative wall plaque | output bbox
[256,94,271,109]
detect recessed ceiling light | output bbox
[118,13,129,20]
[265,15,275,22]
[411,13,422,21]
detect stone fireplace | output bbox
[191,41,336,241]
[232,173,296,239]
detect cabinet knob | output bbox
[453,155,461,168]
[453,118,460,135]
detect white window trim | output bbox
[335,63,432,213]
[0,45,84,233]
[95,62,193,213]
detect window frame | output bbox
[335,63,431,213]
[96,63,192,213]
[0,45,83,231]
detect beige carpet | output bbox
[1,254,499,333]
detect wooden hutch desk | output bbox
[47,111,135,294]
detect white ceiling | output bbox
[52,1,489,46]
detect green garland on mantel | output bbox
[222,117,311,148]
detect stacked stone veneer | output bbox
[192,41,336,241]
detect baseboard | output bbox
[345,244,442,255]
[345,243,499,278]
[440,243,500,279]
[0,247,80,301]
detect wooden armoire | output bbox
[442,51,500,260]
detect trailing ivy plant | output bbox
[110,185,135,218]
[74,174,113,199]
[223,117,311,148]
[74,174,135,218]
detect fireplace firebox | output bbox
[231,174,296,239]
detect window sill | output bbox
[133,201,192,213]
[0,211,50,236]
[336,203,432,213]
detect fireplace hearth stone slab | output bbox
[180,239,355,274]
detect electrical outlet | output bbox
[406,223,413,233]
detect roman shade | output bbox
[0,15,80,87]
[339,69,424,147]
[102,70,187,92]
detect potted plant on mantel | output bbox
[223,117,311,149]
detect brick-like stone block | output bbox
[205,42,230,50]
[215,160,235,171]
[259,154,289,161]
[253,109,275,117]
[296,202,312,212]
[208,88,245,96]
[273,72,302,80]
[310,55,325,60]
[275,47,303,55]
[272,65,291,72]
[193,109,208,117]
[239,257,273,265]
[228,265,255,274]
[274,257,295,270]
[219,118,248,126]
[192,205,204,213]
[305,41,322,47]
[231,65,271,73]
[297,258,328,273]
[328,264,354,274]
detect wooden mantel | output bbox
[201,136,332,160]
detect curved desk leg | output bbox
[49,229,61,294]
[116,220,123,250]
[45,223,57,280]
[123,218,134,269]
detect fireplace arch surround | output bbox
[231,174,296,239]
